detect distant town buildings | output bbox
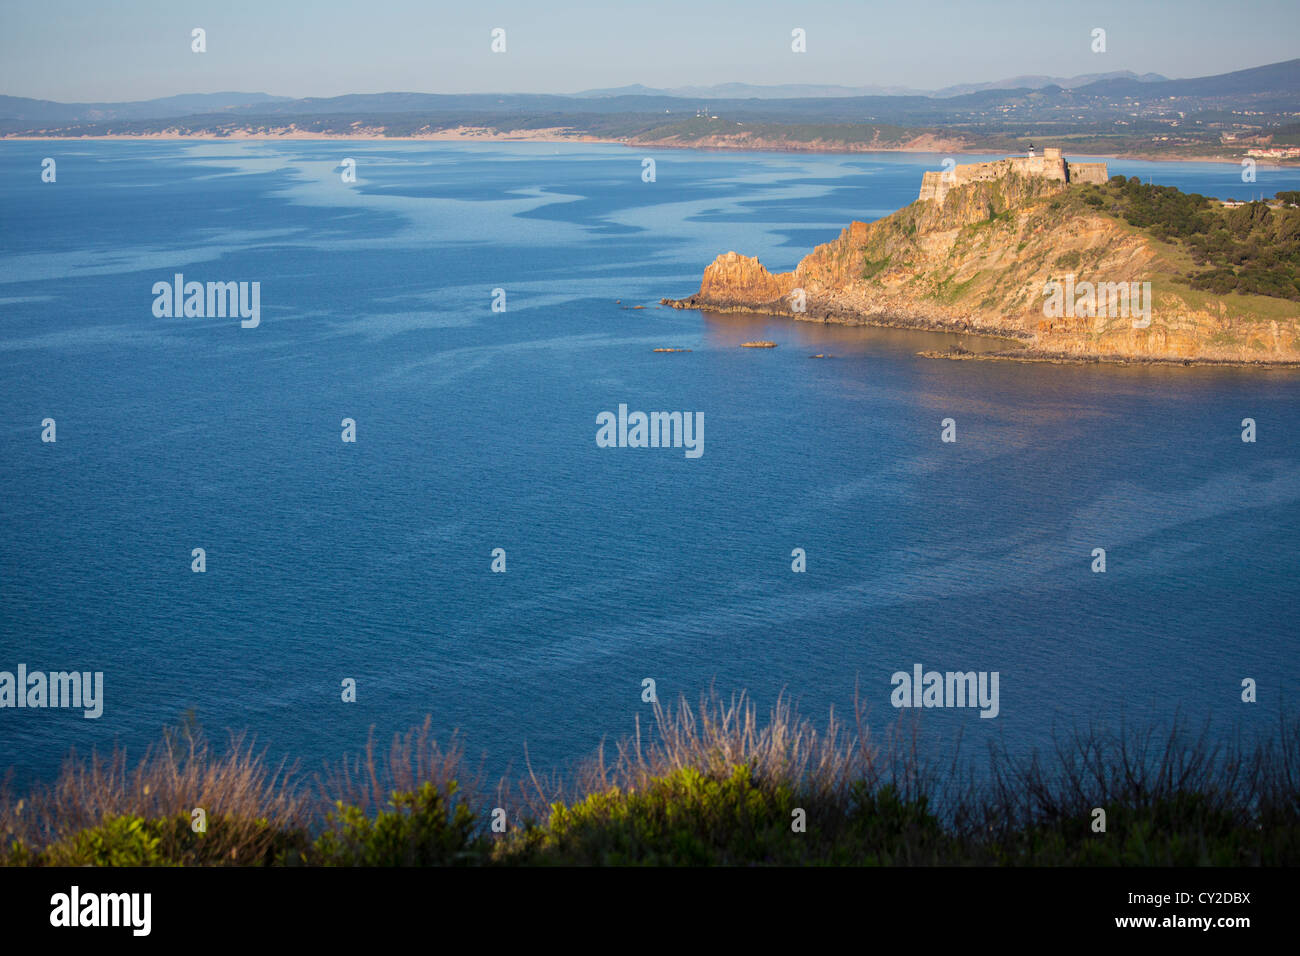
[1246,147,1300,159]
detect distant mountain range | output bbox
[1,59,1295,144]
[575,72,1171,100]
[0,74,1177,124]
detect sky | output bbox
[1,0,1297,102]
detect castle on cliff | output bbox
[918,147,1108,204]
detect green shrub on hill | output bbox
[1088,179,1300,299]
[510,764,799,865]
[310,781,480,867]
[37,812,309,866]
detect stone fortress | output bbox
[918,147,1108,204]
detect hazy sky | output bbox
[2,0,1296,101]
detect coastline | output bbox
[660,299,1300,371]
[660,297,1033,343]
[0,126,614,144]
[919,347,1300,369]
[1,129,1292,167]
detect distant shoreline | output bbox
[1,130,1293,168]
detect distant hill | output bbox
[0,92,292,123]
[577,72,1171,100]
[574,82,927,99]
[1072,58,1299,99]
[931,71,1168,97]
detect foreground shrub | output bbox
[841,784,949,864]
[37,812,309,867]
[514,764,798,865]
[502,769,952,866]
[42,815,168,867]
[310,782,481,866]
[0,716,309,866]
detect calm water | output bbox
[1,141,1298,790]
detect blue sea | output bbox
[1,141,1298,791]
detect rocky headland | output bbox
[662,157,1300,367]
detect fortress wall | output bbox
[918,151,1105,203]
[1067,162,1110,184]
[959,159,1011,182]
[1008,154,1068,181]
[919,170,945,202]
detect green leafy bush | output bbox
[842,784,948,864]
[526,764,799,865]
[311,782,480,866]
[37,812,308,867]
[43,815,168,867]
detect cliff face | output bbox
[699,251,795,304]
[665,175,1300,365]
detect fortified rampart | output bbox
[919,148,1109,204]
